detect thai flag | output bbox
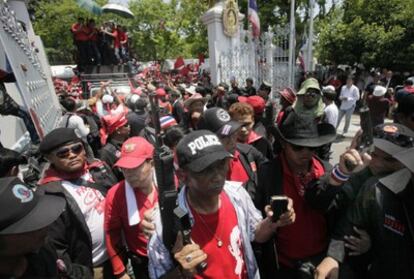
[248,0,260,38]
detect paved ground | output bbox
[330,114,361,163]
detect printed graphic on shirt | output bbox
[228,226,245,277]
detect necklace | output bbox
[189,195,223,248]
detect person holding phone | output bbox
[255,112,339,278]
[147,130,295,279]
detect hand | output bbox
[265,198,296,228]
[172,233,207,277]
[338,130,371,174]
[139,208,156,239]
[344,226,371,256]
[314,257,339,279]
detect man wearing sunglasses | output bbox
[38,128,117,279]
[255,113,340,278]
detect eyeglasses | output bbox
[54,143,84,159]
[373,126,414,148]
[289,143,317,152]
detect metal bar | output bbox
[288,0,296,88]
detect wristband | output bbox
[331,164,350,183]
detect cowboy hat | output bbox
[276,112,336,147]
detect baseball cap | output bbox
[39,128,81,154]
[373,124,414,155]
[202,108,242,138]
[176,130,233,172]
[114,137,154,169]
[246,96,265,115]
[0,177,65,235]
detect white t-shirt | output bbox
[62,172,107,266]
[324,103,339,127]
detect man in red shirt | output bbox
[148,130,295,278]
[255,113,341,278]
[105,137,158,279]
[367,85,391,127]
[71,17,90,66]
[100,24,121,64]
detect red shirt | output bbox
[113,30,120,48]
[189,192,248,279]
[227,150,249,184]
[277,154,327,267]
[119,31,128,45]
[104,181,158,275]
[71,23,89,41]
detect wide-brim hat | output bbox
[297,78,321,96]
[280,87,297,104]
[276,113,336,147]
[393,148,414,172]
[373,124,414,155]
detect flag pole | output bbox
[306,0,315,72]
[288,0,296,88]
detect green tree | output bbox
[31,0,209,64]
[127,0,208,61]
[316,0,414,69]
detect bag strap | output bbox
[64,113,73,128]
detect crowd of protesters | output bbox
[71,17,129,67]
[0,62,414,279]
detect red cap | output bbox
[246,96,265,114]
[114,137,154,169]
[156,88,167,97]
[280,87,296,104]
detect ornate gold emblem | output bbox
[222,0,239,37]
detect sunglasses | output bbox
[54,143,84,159]
[303,91,319,98]
[290,144,317,152]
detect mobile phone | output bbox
[270,195,289,222]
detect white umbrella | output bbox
[102,3,134,18]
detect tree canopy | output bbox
[31,0,209,64]
[316,0,414,70]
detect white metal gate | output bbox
[219,25,294,96]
